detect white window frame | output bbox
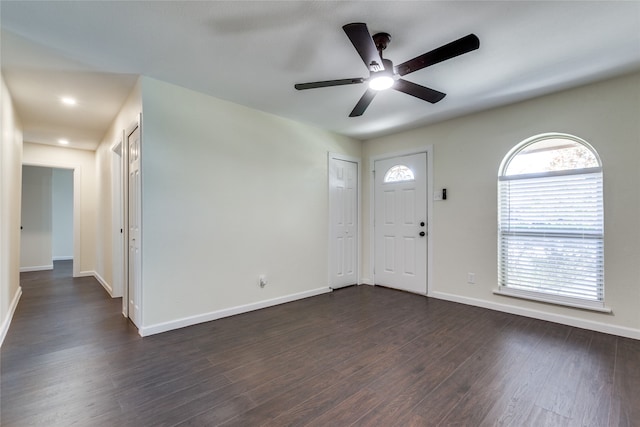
[495,133,610,313]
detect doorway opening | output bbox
[20,165,76,275]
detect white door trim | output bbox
[110,137,124,298]
[328,152,361,288]
[369,145,433,295]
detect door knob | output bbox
[419,231,426,237]
[420,222,425,227]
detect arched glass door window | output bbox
[383,165,414,183]
[498,133,605,309]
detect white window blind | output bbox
[498,166,604,307]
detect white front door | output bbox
[329,156,358,288]
[374,153,427,294]
[127,124,142,327]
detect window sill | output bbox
[493,287,612,314]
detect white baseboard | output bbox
[19,265,53,272]
[429,291,640,340]
[74,270,114,297]
[360,277,374,285]
[0,286,22,347]
[75,270,95,278]
[139,287,332,337]
[93,271,113,297]
[52,256,73,261]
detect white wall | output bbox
[95,78,142,295]
[22,143,97,277]
[20,166,52,270]
[52,168,74,260]
[362,72,640,338]
[139,77,361,332]
[0,74,23,345]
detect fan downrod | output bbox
[372,32,391,52]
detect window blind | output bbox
[498,170,604,304]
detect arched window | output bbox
[498,133,605,309]
[383,165,414,183]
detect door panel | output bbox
[384,236,395,273]
[329,157,358,288]
[403,189,415,224]
[374,153,427,294]
[403,237,416,275]
[127,124,142,327]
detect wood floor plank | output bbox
[115,365,233,412]
[568,331,617,426]
[609,337,640,426]
[262,348,416,426]
[165,393,256,427]
[218,368,345,426]
[2,261,638,427]
[527,404,572,426]
[408,316,535,424]
[437,315,545,426]
[351,309,517,426]
[304,388,383,426]
[533,328,594,419]
[478,322,573,426]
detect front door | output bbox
[374,153,427,294]
[329,156,358,288]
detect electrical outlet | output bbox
[467,273,476,284]
[259,275,267,288]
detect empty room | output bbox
[1,1,639,426]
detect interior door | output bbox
[127,124,141,326]
[374,153,427,294]
[329,157,358,288]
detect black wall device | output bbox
[442,188,447,200]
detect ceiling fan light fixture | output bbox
[294,23,480,116]
[369,75,394,91]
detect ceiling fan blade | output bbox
[349,88,377,117]
[295,78,365,90]
[343,23,384,72]
[395,34,480,76]
[393,79,446,104]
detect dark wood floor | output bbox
[1,261,638,426]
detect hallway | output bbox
[1,261,139,425]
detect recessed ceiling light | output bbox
[58,139,70,145]
[60,97,77,106]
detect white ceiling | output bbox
[2,1,639,151]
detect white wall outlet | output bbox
[467,273,476,284]
[259,275,267,288]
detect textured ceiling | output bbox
[2,1,639,151]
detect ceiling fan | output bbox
[294,23,480,117]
